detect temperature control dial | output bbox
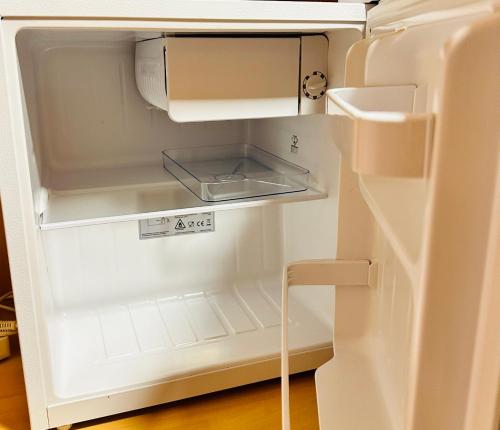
[302,71,327,100]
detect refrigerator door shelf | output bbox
[327,85,434,178]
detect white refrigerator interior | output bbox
[0,1,499,430]
[1,4,365,427]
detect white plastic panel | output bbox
[158,299,197,346]
[184,294,227,341]
[99,306,140,358]
[129,302,170,351]
[300,35,329,115]
[236,282,281,328]
[315,343,393,430]
[359,176,427,283]
[375,233,414,430]
[165,36,300,122]
[211,291,256,334]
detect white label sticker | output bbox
[139,212,215,239]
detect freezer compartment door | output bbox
[167,36,300,122]
[136,35,329,122]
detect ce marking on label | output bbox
[197,220,205,227]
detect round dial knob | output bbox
[302,71,327,100]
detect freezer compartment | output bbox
[162,144,309,202]
[136,35,328,122]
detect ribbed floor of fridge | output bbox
[47,279,332,399]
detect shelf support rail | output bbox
[281,259,372,430]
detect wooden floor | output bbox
[0,337,319,430]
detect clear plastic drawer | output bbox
[162,144,309,202]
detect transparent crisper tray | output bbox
[162,144,310,202]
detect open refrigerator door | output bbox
[0,1,498,430]
[281,1,500,430]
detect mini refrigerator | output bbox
[0,1,499,429]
